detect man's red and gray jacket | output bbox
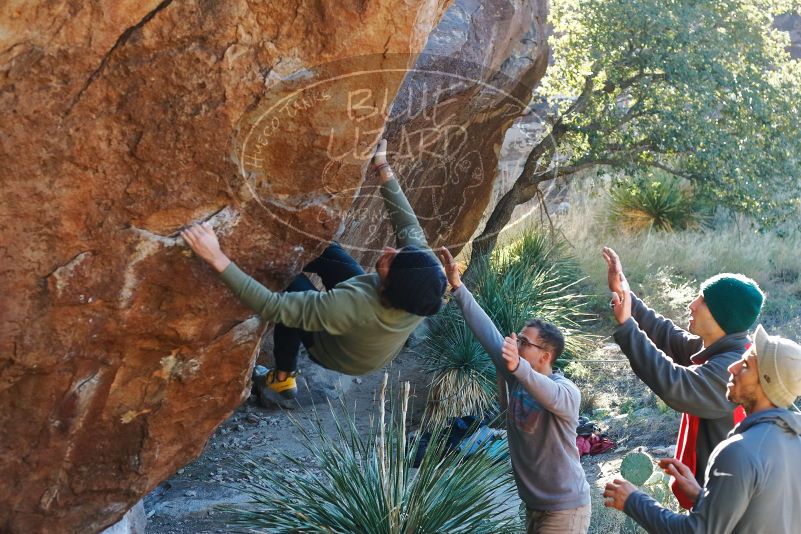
[613,293,748,507]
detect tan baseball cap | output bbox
[753,324,801,408]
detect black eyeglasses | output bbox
[517,334,546,351]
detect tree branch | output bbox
[606,100,651,132]
[643,161,696,180]
[614,71,666,93]
[519,70,599,182]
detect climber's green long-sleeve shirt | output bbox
[218,178,431,375]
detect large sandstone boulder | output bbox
[0,1,449,532]
[0,0,549,532]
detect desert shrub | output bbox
[606,174,708,233]
[470,229,595,364]
[424,228,594,422]
[423,305,498,423]
[225,377,522,533]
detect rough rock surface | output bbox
[0,1,451,532]
[341,0,550,260]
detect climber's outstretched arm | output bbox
[371,139,428,249]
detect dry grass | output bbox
[554,178,801,336]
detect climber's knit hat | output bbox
[753,324,801,408]
[383,246,446,316]
[700,273,764,334]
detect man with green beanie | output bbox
[604,325,801,533]
[602,247,765,509]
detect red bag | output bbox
[589,433,616,455]
[576,433,616,457]
[576,435,591,457]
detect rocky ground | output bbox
[143,333,432,534]
[143,329,680,534]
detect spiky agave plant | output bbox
[607,173,707,233]
[471,239,594,364]
[225,375,521,533]
[494,225,581,285]
[422,304,498,423]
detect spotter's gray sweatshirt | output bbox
[453,285,590,511]
[625,408,801,534]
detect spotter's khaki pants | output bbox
[525,504,591,534]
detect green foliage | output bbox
[620,451,654,486]
[655,397,672,415]
[423,305,498,423]
[471,229,595,363]
[225,380,522,533]
[629,469,684,534]
[646,472,683,514]
[618,398,638,416]
[607,173,707,232]
[494,228,583,284]
[424,229,594,421]
[540,0,801,227]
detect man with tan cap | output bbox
[602,247,765,508]
[603,325,801,533]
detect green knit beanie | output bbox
[700,273,764,334]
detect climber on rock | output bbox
[181,139,447,405]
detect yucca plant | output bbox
[424,228,594,421]
[494,226,582,285]
[224,375,522,533]
[607,173,707,233]
[475,266,593,365]
[423,304,498,423]
[471,235,594,363]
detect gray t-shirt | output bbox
[453,285,590,510]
